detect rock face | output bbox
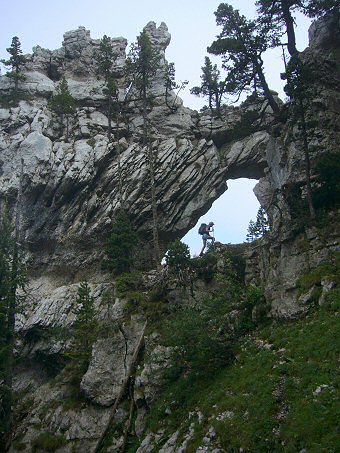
[0,17,339,318]
[0,24,270,275]
[0,16,339,314]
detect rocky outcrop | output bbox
[0,14,339,318]
[0,24,270,278]
[0,15,339,318]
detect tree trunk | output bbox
[65,115,69,142]
[93,321,147,453]
[298,98,316,218]
[147,144,161,266]
[108,95,112,141]
[255,58,280,114]
[142,86,161,267]
[120,379,136,452]
[3,158,24,450]
[281,0,297,57]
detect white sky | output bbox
[0,0,312,252]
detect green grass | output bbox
[144,297,340,452]
[262,306,340,452]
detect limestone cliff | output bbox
[0,14,339,453]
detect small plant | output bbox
[86,137,96,149]
[31,432,67,452]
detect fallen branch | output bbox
[120,378,136,452]
[93,320,147,453]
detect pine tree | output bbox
[103,210,139,275]
[71,281,98,364]
[1,36,27,94]
[126,30,162,266]
[164,62,188,112]
[94,35,119,141]
[208,3,280,113]
[49,77,75,142]
[94,35,129,206]
[257,0,339,58]
[256,0,320,217]
[246,207,270,241]
[256,1,339,219]
[190,56,227,115]
[246,219,258,242]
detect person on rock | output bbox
[199,221,215,256]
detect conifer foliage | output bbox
[94,35,119,140]
[103,210,139,275]
[71,281,98,363]
[1,36,27,94]
[208,3,280,113]
[247,207,270,242]
[190,56,227,115]
[49,77,75,141]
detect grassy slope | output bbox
[145,298,340,452]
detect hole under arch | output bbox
[182,178,260,256]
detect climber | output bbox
[198,222,215,256]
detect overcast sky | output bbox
[0,0,312,253]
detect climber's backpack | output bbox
[198,223,207,235]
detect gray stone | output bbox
[81,321,145,406]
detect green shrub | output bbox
[313,152,340,210]
[86,137,96,148]
[115,272,144,296]
[161,305,234,379]
[297,253,340,294]
[191,252,217,282]
[165,239,191,270]
[31,432,67,452]
[322,288,340,311]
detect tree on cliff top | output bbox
[190,56,228,115]
[164,61,188,112]
[256,0,338,59]
[208,3,280,114]
[94,35,119,141]
[1,36,27,95]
